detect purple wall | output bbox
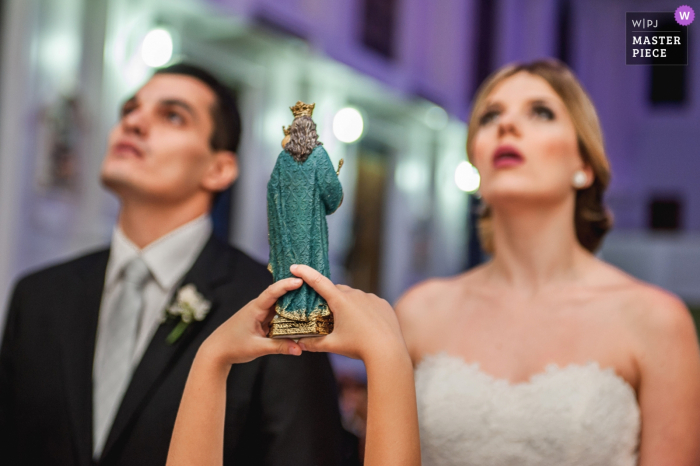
[574,0,700,230]
[207,0,700,231]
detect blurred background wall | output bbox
[1,0,698,453]
[0,0,476,319]
[1,0,700,354]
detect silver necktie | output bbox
[93,256,151,458]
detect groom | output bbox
[0,64,344,466]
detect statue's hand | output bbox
[336,158,344,175]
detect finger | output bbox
[255,277,304,310]
[258,337,302,356]
[290,264,340,304]
[298,336,332,353]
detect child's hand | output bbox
[198,277,304,367]
[290,264,408,365]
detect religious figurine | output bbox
[267,101,344,338]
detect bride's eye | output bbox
[532,105,555,120]
[479,110,500,126]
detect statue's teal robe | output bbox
[267,145,343,321]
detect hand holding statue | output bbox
[196,277,304,366]
[167,267,420,466]
[290,264,406,363]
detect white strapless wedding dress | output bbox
[414,353,640,466]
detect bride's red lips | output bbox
[493,144,524,168]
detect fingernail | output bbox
[293,278,303,285]
[290,346,301,356]
[290,264,298,272]
[299,342,307,351]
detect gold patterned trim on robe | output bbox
[268,313,333,338]
[275,301,331,322]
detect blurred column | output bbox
[70,0,112,252]
[0,0,36,319]
[0,0,111,329]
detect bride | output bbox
[396,59,700,466]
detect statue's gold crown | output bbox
[290,101,315,118]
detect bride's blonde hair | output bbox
[466,59,612,254]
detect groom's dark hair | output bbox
[155,63,242,153]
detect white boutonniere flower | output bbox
[165,284,211,344]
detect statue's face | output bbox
[101,74,236,204]
[471,72,591,207]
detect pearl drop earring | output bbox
[572,170,588,189]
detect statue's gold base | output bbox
[268,314,333,338]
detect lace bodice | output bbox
[414,353,640,466]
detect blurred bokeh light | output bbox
[455,161,480,193]
[332,107,364,144]
[140,28,174,68]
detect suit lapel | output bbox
[59,250,110,466]
[100,236,232,459]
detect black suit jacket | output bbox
[0,236,344,466]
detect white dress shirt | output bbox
[93,214,213,376]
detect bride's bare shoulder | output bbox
[395,266,488,361]
[594,259,686,312]
[395,266,487,330]
[594,259,696,351]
